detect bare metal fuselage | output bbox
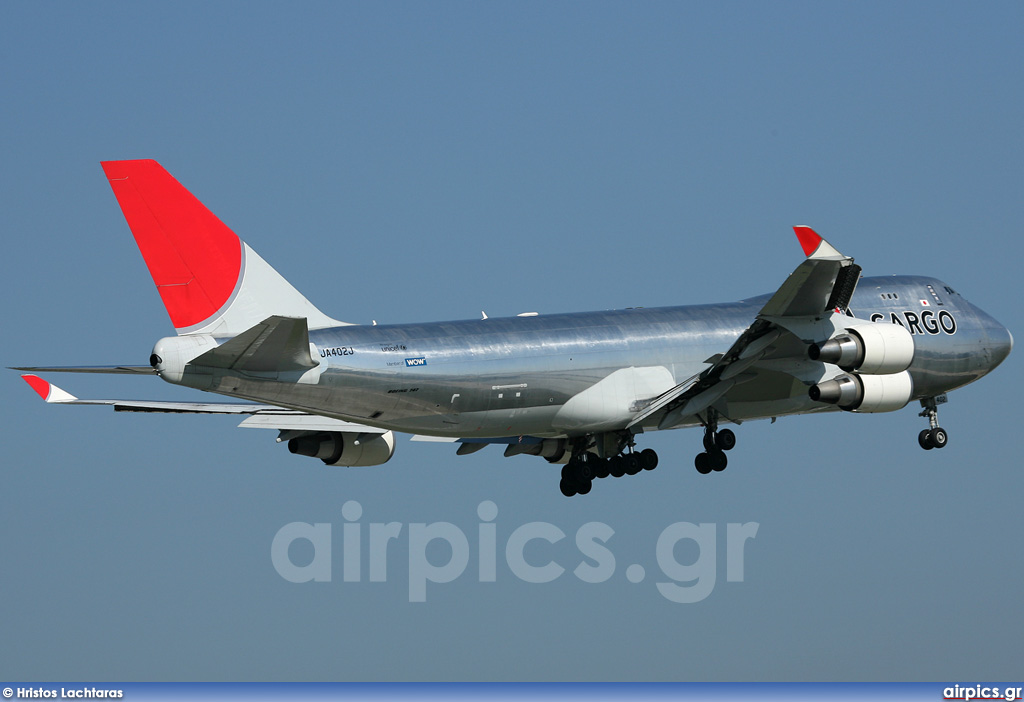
[178,275,1011,440]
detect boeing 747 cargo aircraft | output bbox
[16,160,1012,496]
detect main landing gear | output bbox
[918,396,949,450]
[559,447,659,497]
[694,411,736,474]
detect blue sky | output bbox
[1,1,1022,681]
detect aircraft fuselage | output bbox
[174,274,1011,439]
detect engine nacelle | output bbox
[809,371,914,413]
[504,439,569,463]
[809,322,915,374]
[538,439,568,463]
[288,431,396,467]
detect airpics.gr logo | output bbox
[404,357,427,367]
[271,500,759,603]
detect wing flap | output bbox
[112,402,302,415]
[627,373,701,428]
[237,415,388,433]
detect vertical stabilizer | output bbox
[101,159,347,336]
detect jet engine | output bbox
[503,439,569,463]
[288,431,396,466]
[809,371,913,413]
[808,322,915,374]
[537,439,568,463]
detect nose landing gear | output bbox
[918,396,949,450]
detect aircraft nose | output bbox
[986,322,1013,370]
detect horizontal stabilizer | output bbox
[11,365,157,375]
[190,316,317,373]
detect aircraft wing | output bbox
[636,226,862,431]
[19,374,387,435]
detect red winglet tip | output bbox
[793,226,822,257]
[22,374,50,400]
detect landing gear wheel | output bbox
[709,449,728,472]
[573,456,594,482]
[562,455,595,487]
[703,433,717,452]
[640,448,658,471]
[624,453,642,476]
[609,456,627,478]
[576,479,592,495]
[695,452,712,474]
[918,429,934,450]
[929,427,948,449]
[715,429,736,452]
[592,459,611,480]
[559,479,577,497]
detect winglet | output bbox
[793,226,821,256]
[793,226,845,260]
[21,375,79,403]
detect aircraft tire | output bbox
[929,427,948,449]
[709,449,728,472]
[918,429,934,450]
[576,479,592,495]
[574,456,594,481]
[609,456,627,478]
[716,429,737,451]
[695,452,712,474]
[640,448,658,471]
[559,479,577,497]
[592,459,611,480]
[562,457,593,483]
[624,453,642,476]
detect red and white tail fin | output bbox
[101,159,347,336]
